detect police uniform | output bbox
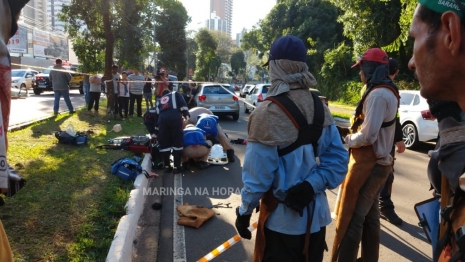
[144,91,189,173]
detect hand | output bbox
[285,181,315,217]
[235,207,252,239]
[396,141,405,153]
[438,245,453,262]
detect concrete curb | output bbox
[106,153,152,262]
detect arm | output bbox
[394,117,406,153]
[175,92,190,118]
[239,142,279,215]
[345,94,388,148]
[305,124,349,192]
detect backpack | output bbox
[55,131,88,146]
[110,158,143,181]
[265,91,324,156]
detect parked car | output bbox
[32,66,84,95]
[399,90,438,148]
[239,84,255,98]
[194,83,240,120]
[11,69,39,92]
[244,84,270,113]
[310,88,328,106]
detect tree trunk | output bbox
[102,0,115,117]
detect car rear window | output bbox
[400,93,414,105]
[262,86,269,93]
[203,86,234,94]
[311,90,322,96]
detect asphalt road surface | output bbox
[133,103,436,262]
[9,90,87,130]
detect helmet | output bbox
[210,144,225,159]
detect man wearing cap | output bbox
[408,1,465,260]
[378,58,406,226]
[331,48,399,262]
[234,35,348,261]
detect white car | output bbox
[244,84,270,113]
[11,69,39,91]
[399,90,438,148]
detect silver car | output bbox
[194,83,240,120]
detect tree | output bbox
[61,0,151,116]
[230,51,246,76]
[210,31,237,65]
[329,0,403,54]
[155,0,190,80]
[193,29,217,81]
[186,36,198,77]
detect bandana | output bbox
[419,0,465,18]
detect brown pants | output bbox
[182,145,210,162]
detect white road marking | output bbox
[173,172,186,262]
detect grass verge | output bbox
[1,100,149,261]
[331,112,351,120]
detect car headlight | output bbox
[12,80,18,83]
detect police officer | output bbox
[144,90,190,174]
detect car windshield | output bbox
[203,86,234,94]
[11,70,26,77]
[400,93,415,105]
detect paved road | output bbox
[9,90,88,130]
[133,103,435,262]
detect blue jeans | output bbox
[53,89,74,114]
[83,81,90,104]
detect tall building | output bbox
[205,11,228,34]
[236,28,247,47]
[210,0,233,36]
[47,0,71,34]
[19,0,49,31]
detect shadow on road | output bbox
[381,221,432,261]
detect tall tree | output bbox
[155,0,189,80]
[230,50,246,76]
[329,0,402,54]
[210,31,237,65]
[193,29,217,81]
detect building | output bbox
[205,11,228,34]
[19,0,49,31]
[209,0,233,36]
[47,0,71,34]
[235,28,247,47]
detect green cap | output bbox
[419,0,465,18]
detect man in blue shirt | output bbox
[235,35,348,261]
[182,124,211,170]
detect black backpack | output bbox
[265,91,324,156]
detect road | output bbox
[133,103,436,262]
[9,90,87,130]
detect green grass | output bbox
[1,101,149,261]
[328,101,356,111]
[331,112,351,120]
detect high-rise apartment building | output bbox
[210,0,233,36]
[47,0,71,34]
[19,0,49,31]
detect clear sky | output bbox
[179,0,276,38]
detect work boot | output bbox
[226,149,235,163]
[182,161,190,171]
[380,210,403,225]
[173,166,182,175]
[198,161,210,170]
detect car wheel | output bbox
[20,83,26,90]
[33,89,41,95]
[402,123,419,148]
[232,113,239,121]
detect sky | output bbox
[179,0,277,38]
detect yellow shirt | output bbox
[0,220,13,262]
